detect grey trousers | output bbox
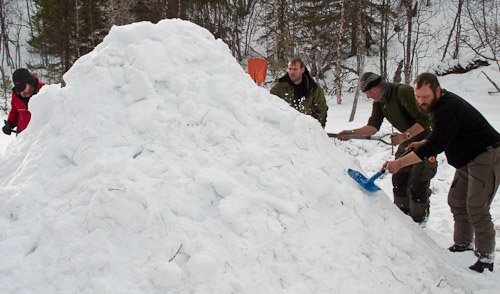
[448,145,500,258]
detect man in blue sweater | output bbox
[383,72,500,273]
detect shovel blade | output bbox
[348,169,381,192]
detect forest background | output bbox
[1,0,499,113]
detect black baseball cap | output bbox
[13,68,36,92]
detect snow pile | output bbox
[0,19,498,293]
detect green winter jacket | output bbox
[270,69,328,127]
[367,83,432,142]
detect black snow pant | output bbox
[392,146,438,223]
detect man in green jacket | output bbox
[338,72,437,225]
[270,58,328,128]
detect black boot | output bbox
[469,259,494,273]
[448,244,473,252]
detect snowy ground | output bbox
[0,19,499,293]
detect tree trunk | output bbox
[273,0,286,63]
[350,0,364,122]
[25,0,34,35]
[64,0,71,72]
[349,5,358,58]
[75,0,80,58]
[0,0,15,68]
[441,0,463,61]
[335,0,346,104]
[404,0,414,84]
[234,5,242,61]
[452,0,463,59]
[89,0,96,48]
[379,0,391,79]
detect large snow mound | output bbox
[0,19,497,293]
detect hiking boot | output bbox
[469,259,494,273]
[410,200,429,225]
[414,213,428,228]
[448,244,473,252]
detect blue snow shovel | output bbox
[348,149,413,192]
[348,168,387,192]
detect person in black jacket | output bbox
[383,72,500,273]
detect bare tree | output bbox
[349,0,365,122]
[335,0,346,104]
[460,0,500,93]
[402,0,417,84]
[393,0,439,83]
[379,0,389,79]
[379,0,403,81]
[242,0,262,57]
[441,0,464,61]
[0,0,25,69]
[463,0,500,70]
[1,0,27,111]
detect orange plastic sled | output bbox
[248,58,267,86]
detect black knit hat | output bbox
[359,72,382,92]
[13,68,36,92]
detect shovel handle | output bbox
[366,171,383,184]
[328,133,393,140]
[396,148,414,159]
[328,133,394,145]
[378,149,414,173]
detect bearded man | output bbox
[338,72,437,225]
[383,72,500,273]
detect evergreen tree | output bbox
[29,0,76,80]
[132,0,190,22]
[79,0,109,53]
[258,0,298,77]
[186,0,259,62]
[296,0,343,80]
[28,0,109,81]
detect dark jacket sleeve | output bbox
[367,102,384,130]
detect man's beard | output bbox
[417,92,439,113]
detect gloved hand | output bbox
[2,120,13,135]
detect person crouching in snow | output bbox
[3,68,45,136]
